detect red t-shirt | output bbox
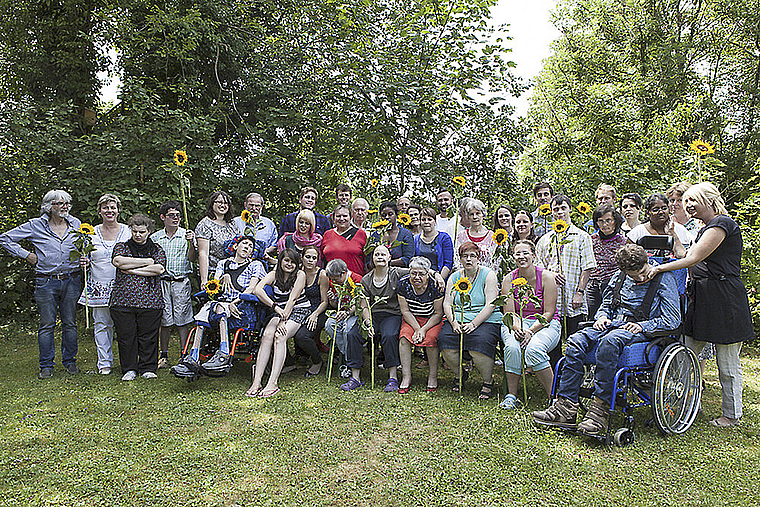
[321,227,367,276]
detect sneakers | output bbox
[141,371,158,379]
[201,349,232,376]
[99,367,112,375]
[500,393,520,410]
[65,363,80,375]
[38,367,53,379]
[170,355,203,379]
[576,397,610,437]
[339,364,351,379]
[157,357,170,369]
[532,397,579,430]
[121,370,138,381]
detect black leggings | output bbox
[293,312,327,364]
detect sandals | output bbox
[426,385,437,392]
[259,387,280,398]
[452,370,469,392]
[245,385,262,397]
[709,417,740,428]
[305,363,323,378]
[478,382,494,400]
[398,385,411,394]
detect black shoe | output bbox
[65,364,80,375]
[201,349,232,377]
[170,355,202,378]
[38,367,53,379]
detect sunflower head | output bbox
[552,219,569,234]
[205,279,221,296]
[689,139,715,156]
[453,176,466,188]
[539,203,551,216]
[372,219,390,229]
[576,202,591,214]
[346,277,356,289]
[512,277,528,287]
[454,277,472,294]
[240,209,252,223]
[397,213,411,226]
[493,228,509,246]
[78,223,95,235]
[367,209,378,215]
[173,149,188,166]
[371,179,379,187]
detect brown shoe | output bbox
[532,398,579,430]
[577,397,610,437]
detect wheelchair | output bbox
[175,290,267,380]
[550,237,701,446]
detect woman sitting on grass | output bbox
[247,249,308,398]
[499,240,560,409]
[397,256,444,393]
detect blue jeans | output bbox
[34,274,82,369]
[556,321,645,406]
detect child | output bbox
[171,235,264,378]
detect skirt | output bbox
[436,321,500,359]
[399,316,443,347]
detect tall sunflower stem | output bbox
[327,300,341,385]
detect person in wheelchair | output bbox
[532,244,681,437]
[171,235,265,378]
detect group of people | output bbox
[0,178,753,434]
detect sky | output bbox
[98,0,561,117]
[490,0,561,117]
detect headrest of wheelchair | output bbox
[636,235,673,252]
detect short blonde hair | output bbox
[596,183,616,199]
[682,182,728,216]
[296,209,316,236]
[665,181,691,200]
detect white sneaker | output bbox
[99,367,112,375]
[141,371,158,379]
[121,370,137,381]
[157,357,170,369]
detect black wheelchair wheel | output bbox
[652,343,701,435]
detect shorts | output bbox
[160,278,194,327]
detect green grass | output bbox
[1,323,759,507]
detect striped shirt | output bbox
[151,228,194,277]
[397,276,443,318]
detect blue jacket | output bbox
[413,231,454,275]
[369,226,415,267]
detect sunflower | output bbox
[689,139,715,156]
[576,202,592,214]
[173,149,188,166]
[492,228,509,246]
[453,176,466,188]
[371,179,379,187]
[539,203,551,216]
[205,279,221,296]
[78,223,95,235]
[346,277,356,289]
[552,219,569,233]
[367,209,379,214]
[372,219,390,229]
[512,277,528,287]
[397,213,411,226]
[454,277,472,294]
[240,209,252,223]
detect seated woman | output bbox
[368,201,415,268]
[627,193,691,254]
[514,210,537,243]
[323,259,364,379]
[247,249,308,398]
[397,256,444,393]
[272,209,322,261]
[414,207,454,280]
[321,204,367,275]
[343,245,408,391]
[499,240,561,409]
[293,245,330,377]
[453,199,497,270]
[587,203,626,320]
[438,241,501,399]
[171,235,266,378]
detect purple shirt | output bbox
[0,214,82,275]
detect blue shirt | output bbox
[595,271,681,333]
[369,226,415,267]
[0,214,82,275]
[279,210,332,237]
[413,231,454,275]
[233,215,279,249]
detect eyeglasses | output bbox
[165,213,181,219]
[52,201,70,207]
[598,218,615,225]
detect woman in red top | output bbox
[321,205,367,275]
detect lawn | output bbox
[1,322,759,507]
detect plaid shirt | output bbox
[536,223,596,317]
[151,228,193,277]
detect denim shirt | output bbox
[0,214,82,275]
[595,270,681,333]
[233,215,279,249]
